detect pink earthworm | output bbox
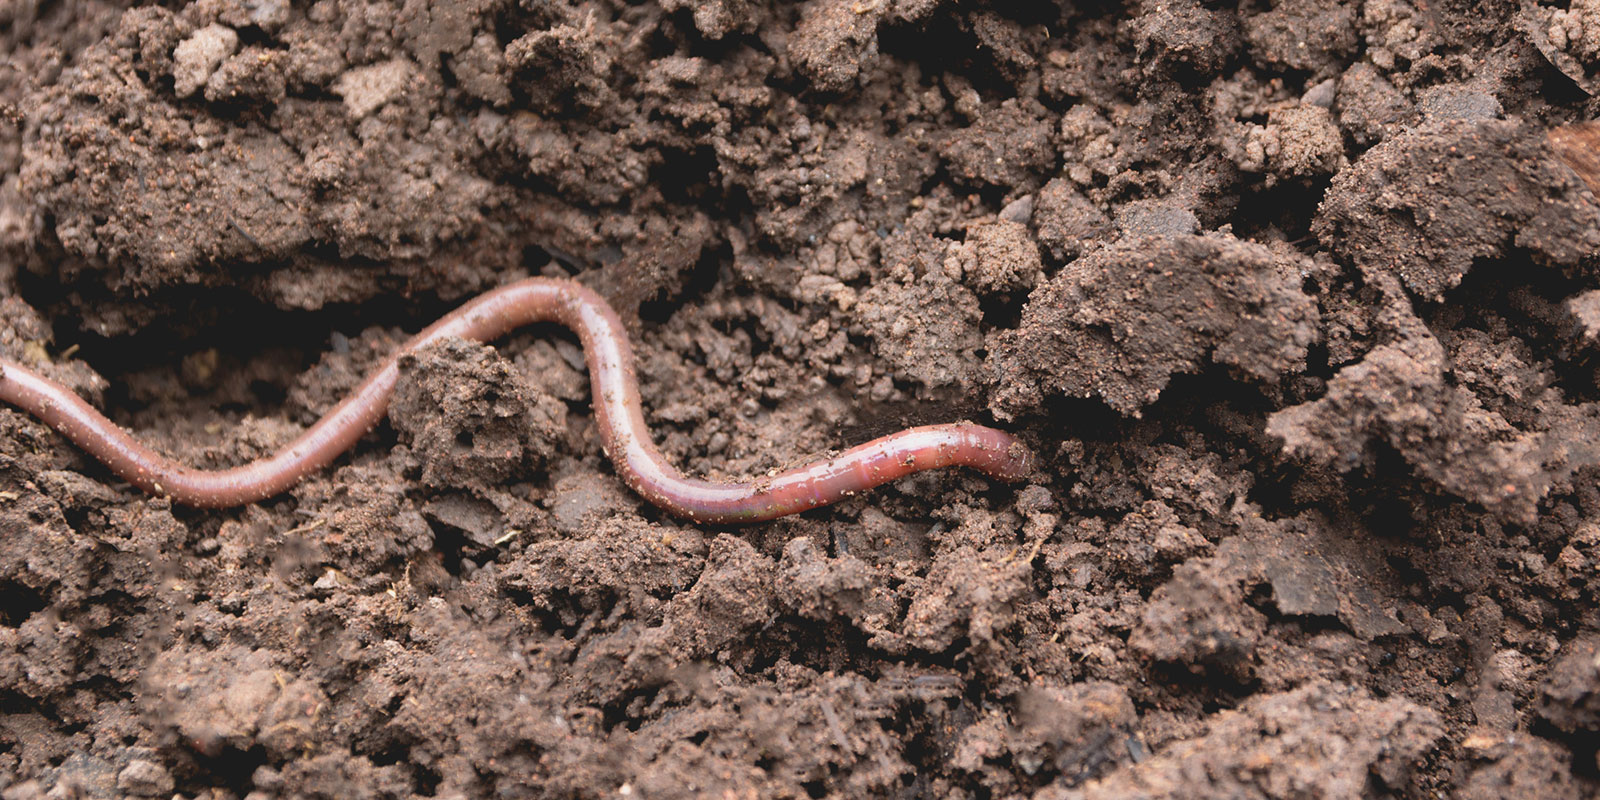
[0,277,1032,523]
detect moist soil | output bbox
[3,1,1600,798]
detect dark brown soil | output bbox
[2,0,1600,797]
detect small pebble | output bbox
[116,760,174,797]
[1303,78,1337,109]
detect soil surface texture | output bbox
[3,0,1600,798]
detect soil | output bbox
[1,0,1600,798]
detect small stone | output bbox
[1115,199,1200,238]
[1568,290,1600,348]
[1303,78,1337,108]
[311,569,343,596]
[332,59,414,119]
[116,760,174,797]
[999,194,1035,224]
[1419,84,1503,123]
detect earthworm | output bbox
[0,277,1032,523]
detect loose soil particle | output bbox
[3,1,1600,798]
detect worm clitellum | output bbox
[0,278,1032,523]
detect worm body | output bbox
[0,278,1032,523]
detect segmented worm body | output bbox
[0,278,1032,523]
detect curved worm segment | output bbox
[0,278,1032,522]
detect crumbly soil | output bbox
[2,1,1600,798]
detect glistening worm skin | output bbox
[0,277,1033,523]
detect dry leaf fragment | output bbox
[1550,121,1600,197]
